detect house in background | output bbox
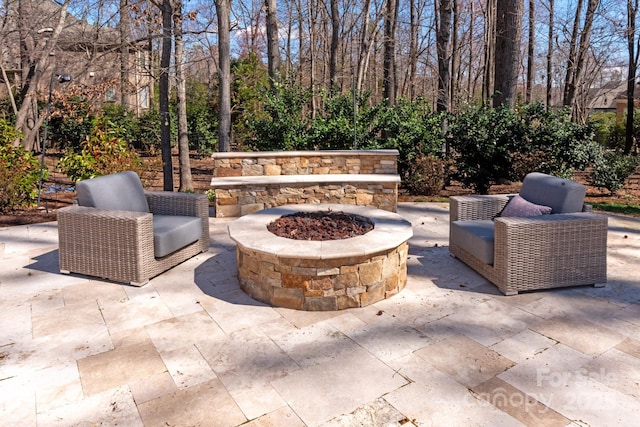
[1,0,153,117]
[587,65,640,123]
[615,97,640,124]
[588,81,628,115]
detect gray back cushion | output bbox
[76,171,150,212]
[519,172,585,214]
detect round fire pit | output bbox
[228,204,413,311]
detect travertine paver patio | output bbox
[1,202,639,426]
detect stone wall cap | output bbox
[211,150,399,159]
[228,204,413,259]
[212,173,401,187]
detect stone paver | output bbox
[271,347,408,425]
[1,203,639,426]
[471,377,570,426]
[414,334,515,388]
[137,378,246,426]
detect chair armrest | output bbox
[58,204,152,222]
[57,205,155,257]
[450,195,512,222]
[145,191,209,218]
[493,212,608,264]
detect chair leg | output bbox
[129,279,149,287]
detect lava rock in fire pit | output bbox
[267,210,374,241]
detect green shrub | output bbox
[447,104,523,194]
[515,103,595,178]
[590,112,624,149]
[447,102,597,194]
[404,155,451,196]
[48,95,96,151]
[101,104,140,141]
[366,97,447,187]
[0,120,44,212]
[230,54,270,149]
[187,102,217,154]
[133,109,162,154]
[58,119,143,182]
[307,91,360,150]
[590,152,639,194]
[245,83,312,151]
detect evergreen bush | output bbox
[590,152,639,194]
[58,118,143,182]
[0,119,44,212]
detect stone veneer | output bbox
[214,177,399,217]
[211,150,400,217]
[228,204,413,311]
[212,150,398,177]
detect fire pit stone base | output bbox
[228,204,413,311]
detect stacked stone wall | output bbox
[237,242,409,311]
[211,150,400,217]
[212,152,398,177]
[215,181,398,217]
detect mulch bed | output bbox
[2,154,639,227]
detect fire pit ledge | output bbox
[228,204,413,311]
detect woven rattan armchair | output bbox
[449,173,607,295]
[58,171,209,286]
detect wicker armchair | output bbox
[58,171,209,286]
[449,173,607,295]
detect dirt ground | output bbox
[2,153,639,227]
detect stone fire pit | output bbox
[228,204,413,311]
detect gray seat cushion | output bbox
[450,219,495,265]
[76,171,150,213]
[519,172,585,214]
[153,215,202,258]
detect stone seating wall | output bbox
[210,150,400,217]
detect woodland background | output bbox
[1,0,640,223]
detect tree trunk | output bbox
[563,0,602,119]
[308,0,317,118]
[436,0,453,113]
[1,64,19,117]
[568,0,600,120]
[356,0,382,94]
[146,7,156,110]
[295,0,304,87]
[626,0,639,154]
[483,0,496,103]
[493,0,523,108]
[14,0,69,150]
[451,0,459,110]
[120,0,131,108]
[265,0,281,89]
[563,0,584,108]
[216,0,231,152]
[18,0,35,96]
[467,0,475,101]
[160,0,174,190]
[546,0,554,111]
[174,0,192,191]
[408,0,418,100]
[383,0,398,105]
[284,2,293,79]
[526,0,534,103]
[329,0,339,91]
